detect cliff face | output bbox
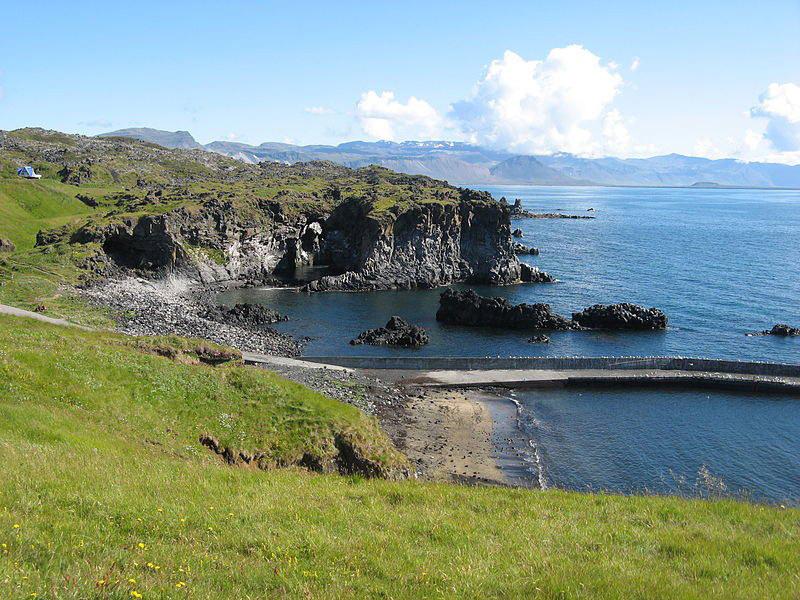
[305,192,523,291]
[71,200,318,284]
[71,192,527,291]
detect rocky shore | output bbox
[80,277,303,356]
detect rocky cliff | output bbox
[305,190,527,291]
[5,128,534,292]
[70,190,531,291]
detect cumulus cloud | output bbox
[693,137,727,160]
[750,83,800,152]
[602,109,631,154]
[450,46,626,155]
[630,57,641,72]
[355,91,443,141]
[305,106,334,115]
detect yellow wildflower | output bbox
[128,578,136,584]
[130,592,142,599]
[12,524,20,529]
[175,581,187,588]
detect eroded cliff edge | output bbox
[4,129,541,292]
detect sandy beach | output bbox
[383,388,506,484]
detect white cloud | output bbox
[450,46,626,155]
[602,109,631,154]
[693,137,727,160]
[226,132,239,141]
[355,91,443,141]
[743,129,763,152]
[630,57,640,72]
[305,106,334,115]
[750,83,800,152]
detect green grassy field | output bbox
[1,315,798,599]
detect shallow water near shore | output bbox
[509,387,800,505]
[216,185,800,500]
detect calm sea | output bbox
[217,185,800,502]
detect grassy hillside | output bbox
[1,316,799,599]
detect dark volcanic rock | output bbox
[527,334,550,343]
[201,303,287,328]
[512,228,524,238]
[350,316,429,347]
[510,199,595,220]
[304,191,528,291]
[520,263,555,283]
[0,238,15,252]
[436,289,574,330]
[58,163,93,185]
[75,193,99,207]
[513,242,539,255]
[764,323,800,336]
[571,303,667,330]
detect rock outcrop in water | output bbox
[510,199,595,220]
[513,242,539,255]
[571,303,668,330]
[520,263,555,283]
[350,316,429,347]
[436,289,575,330]
[437,290,668,332]
[755,323,800,337]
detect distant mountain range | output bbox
[99,127,800,188]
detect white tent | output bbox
[17,166,41,179]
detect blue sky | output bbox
[1,0,799,162]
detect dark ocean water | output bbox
[504,387,800,504]
[217,185,800,502]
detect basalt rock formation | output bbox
[304,190,529,291]
[571,303,668,330]
[350,316,429,347]
[762,323,800,336]
[437,290,668,333]
[436,289,575,330]
[513,242,539,255]
[520,264,555,283]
